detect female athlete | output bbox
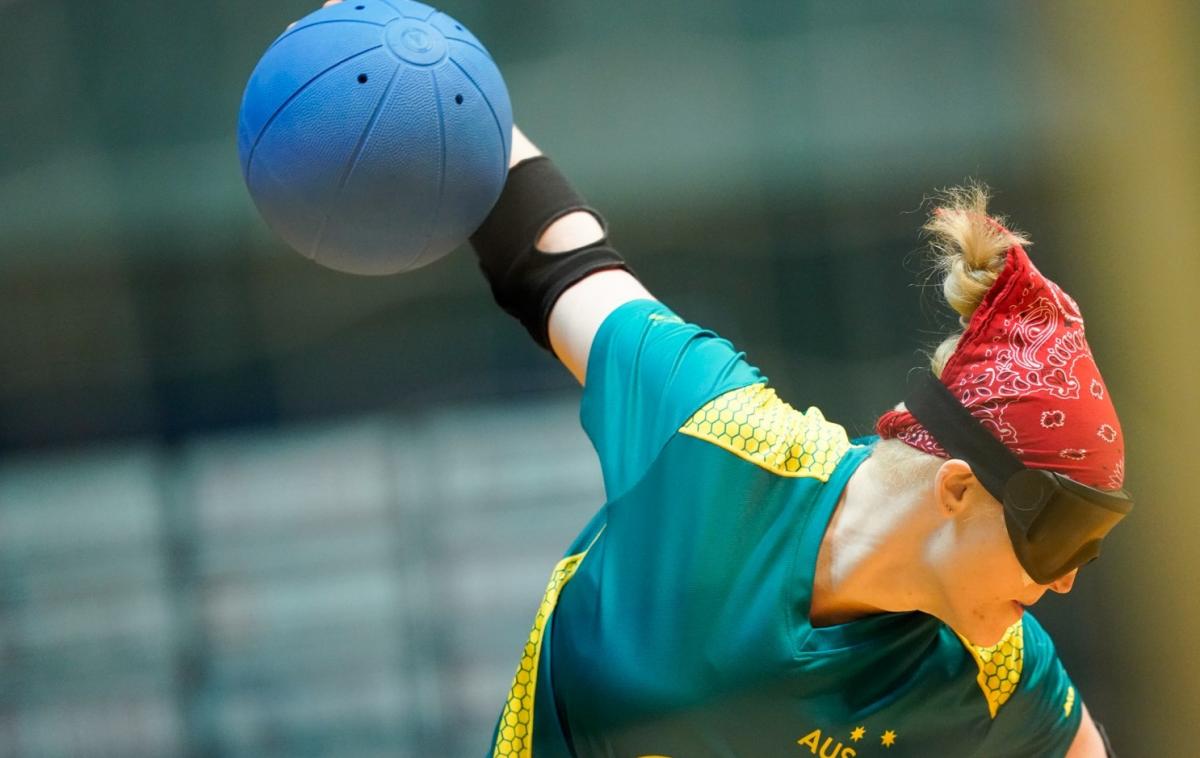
[467,122,1128,758]
[300,5,1129,754]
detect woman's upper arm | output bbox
[547,268,656,384]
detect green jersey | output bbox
[491,300,1082,758]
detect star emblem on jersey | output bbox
[849,726,866,742]
[881,729,897,747]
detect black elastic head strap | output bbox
[903,370,1023,502]
[902,370,1133,582]
[905,370,1059,540]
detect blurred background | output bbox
[0,0,1195,755]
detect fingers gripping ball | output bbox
[237,1,512,275]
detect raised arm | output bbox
[291,8,653,383]
[471,126,656,385]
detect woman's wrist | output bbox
[509,125,543,169]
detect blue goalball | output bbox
[237,0,512,275]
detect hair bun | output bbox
[924,182,1030,377]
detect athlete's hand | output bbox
[286,0,343,31]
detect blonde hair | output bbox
[872,181,1031,492]
[871,437,943,494]
[923,181,1031,378]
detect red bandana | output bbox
[876,238,1125,490]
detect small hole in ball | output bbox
[454,94,463,105]
[355,4,365,9]
[455,24,462,30]
[357,73,368,84]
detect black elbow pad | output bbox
[469,156,630,352]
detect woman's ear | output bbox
[933,459,976,518]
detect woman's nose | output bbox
[1048,568,1079,594]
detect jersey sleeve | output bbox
[985,614,1085,757]
[579,299,766,501]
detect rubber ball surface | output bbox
[237,0,513,275]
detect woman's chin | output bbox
[953,606,1024,647]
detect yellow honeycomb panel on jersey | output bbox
[493,529,603,757]
[678,383,851,481]
[956,620,1025,719]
